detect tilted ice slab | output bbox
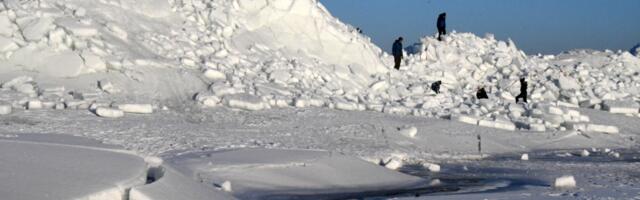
[166,148,428,199]
[0,136,147,200]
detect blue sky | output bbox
[319,0,640,55]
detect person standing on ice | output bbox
[392,37,404,70]
[515,78,528,103]
[431,81,442,94]
[476,86,489,99]
[437,13,447,41]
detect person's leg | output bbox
[394,56,400,70]
[437,29,443,41]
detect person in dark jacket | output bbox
[515,78,528,103]
[392,37,403,70]
[476,86,488,99]
[431,81,442,94]
[437,13,447,41]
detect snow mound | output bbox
[0,138,147,200]
[166,148,427,199]
[130,166,236,200]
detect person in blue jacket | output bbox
[392,37,403,70]
[437,13,447,41]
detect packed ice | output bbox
[1,0,638,135]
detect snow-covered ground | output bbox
[1,106,639,199]
[0,134,147,200]
[1,0,640,199]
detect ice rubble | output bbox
[1,0,385,82]
[192,31,639,133]
[1,0,639,133]
[0,0,384,108]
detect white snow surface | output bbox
[166,148,427,199]
[1,0,640,199]
[0,136,147,200]
[130,165,237,200]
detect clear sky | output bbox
[319,0,640,55]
